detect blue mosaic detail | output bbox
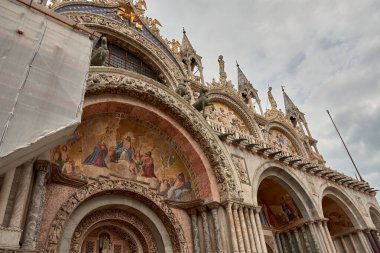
[56,4,183,72]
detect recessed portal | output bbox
[257,178,302,228]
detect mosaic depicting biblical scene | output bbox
[231,155,250,185]
[258,179,302,228]
[51,114,193,201]
[268,129,298,155]
[322,197,354,235]
[205,102,249,133]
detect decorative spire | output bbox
[282,86,298,116]
[180,31,204,84]
[236,63,263,114]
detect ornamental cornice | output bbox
[61,12,185,87]
[45,179,187,253]
[85,68,239,200]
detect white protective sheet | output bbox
[0,0,92,173]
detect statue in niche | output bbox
[176,78,191,101]
[193,85,211,115]
[218,55,225,73]
[99,233,111,253]
[267,86,277,109]
[90,36,109,66]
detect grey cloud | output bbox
[147,0,380,199]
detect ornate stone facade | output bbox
[0,1,380,253]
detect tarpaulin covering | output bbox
[0,0,92,173]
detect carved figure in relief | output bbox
[267,86,277,109]
[193,85,211,114]
[175,78,191,101]
[90,36,109,66]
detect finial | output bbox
[281,85,285,92]
[236,60,239,68]
[183,27,186,34]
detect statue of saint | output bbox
[99,234,111,253]
[218,55,225,73]
[267,86,277,109]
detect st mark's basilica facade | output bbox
[0,0,380,253]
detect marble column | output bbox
[244,208,256,253]
[254,207,268,253]
[0,168,16,225]
[340,236,349,253]
[275,232,284,253]
[200,207,211,253]
[233,204,246,253]
[285,231,296,253]
[316,221,329,253]
[323,220,337,253]
[9,161,34,228]
[280,233,289,253]
[239,206,252,253]
[225,203,239,253]
[190,209,201,253]
[293,228,302,253]
[249,208,262,253]
[308,222,321,253]
[372,230,380,251]
[22,162,49,249]
[348,233,359,253]
[301,224,312,253]
[358,231,373,253]
[367,230,380,253]
[210,204,223,253]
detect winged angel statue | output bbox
[115,0,147,30]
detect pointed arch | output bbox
[369,205,380,230]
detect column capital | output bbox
[254,206,262,213]
[188,208,198,215]
[207,201,220,210]
[34,160,50,174]
[198,206,208,213]
[232,203,240,210]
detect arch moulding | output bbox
[85,69,240,200]
[61,11,186,89]
[320,184,368,229]
[251,161,319,220]
[45,179,186,253]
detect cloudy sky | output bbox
[146,0,380,200]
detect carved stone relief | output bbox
[45,179,187,253]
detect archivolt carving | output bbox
[61,12,185,87]
[85,69,239,200]
[45,179,187,253]
[70,209,156,253]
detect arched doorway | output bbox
[322,188,371,253]
[255,167,322,253]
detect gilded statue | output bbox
[115,0,143,30]
[267,86,277,109]
[90,36,109,66]
[170,39,181,54]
